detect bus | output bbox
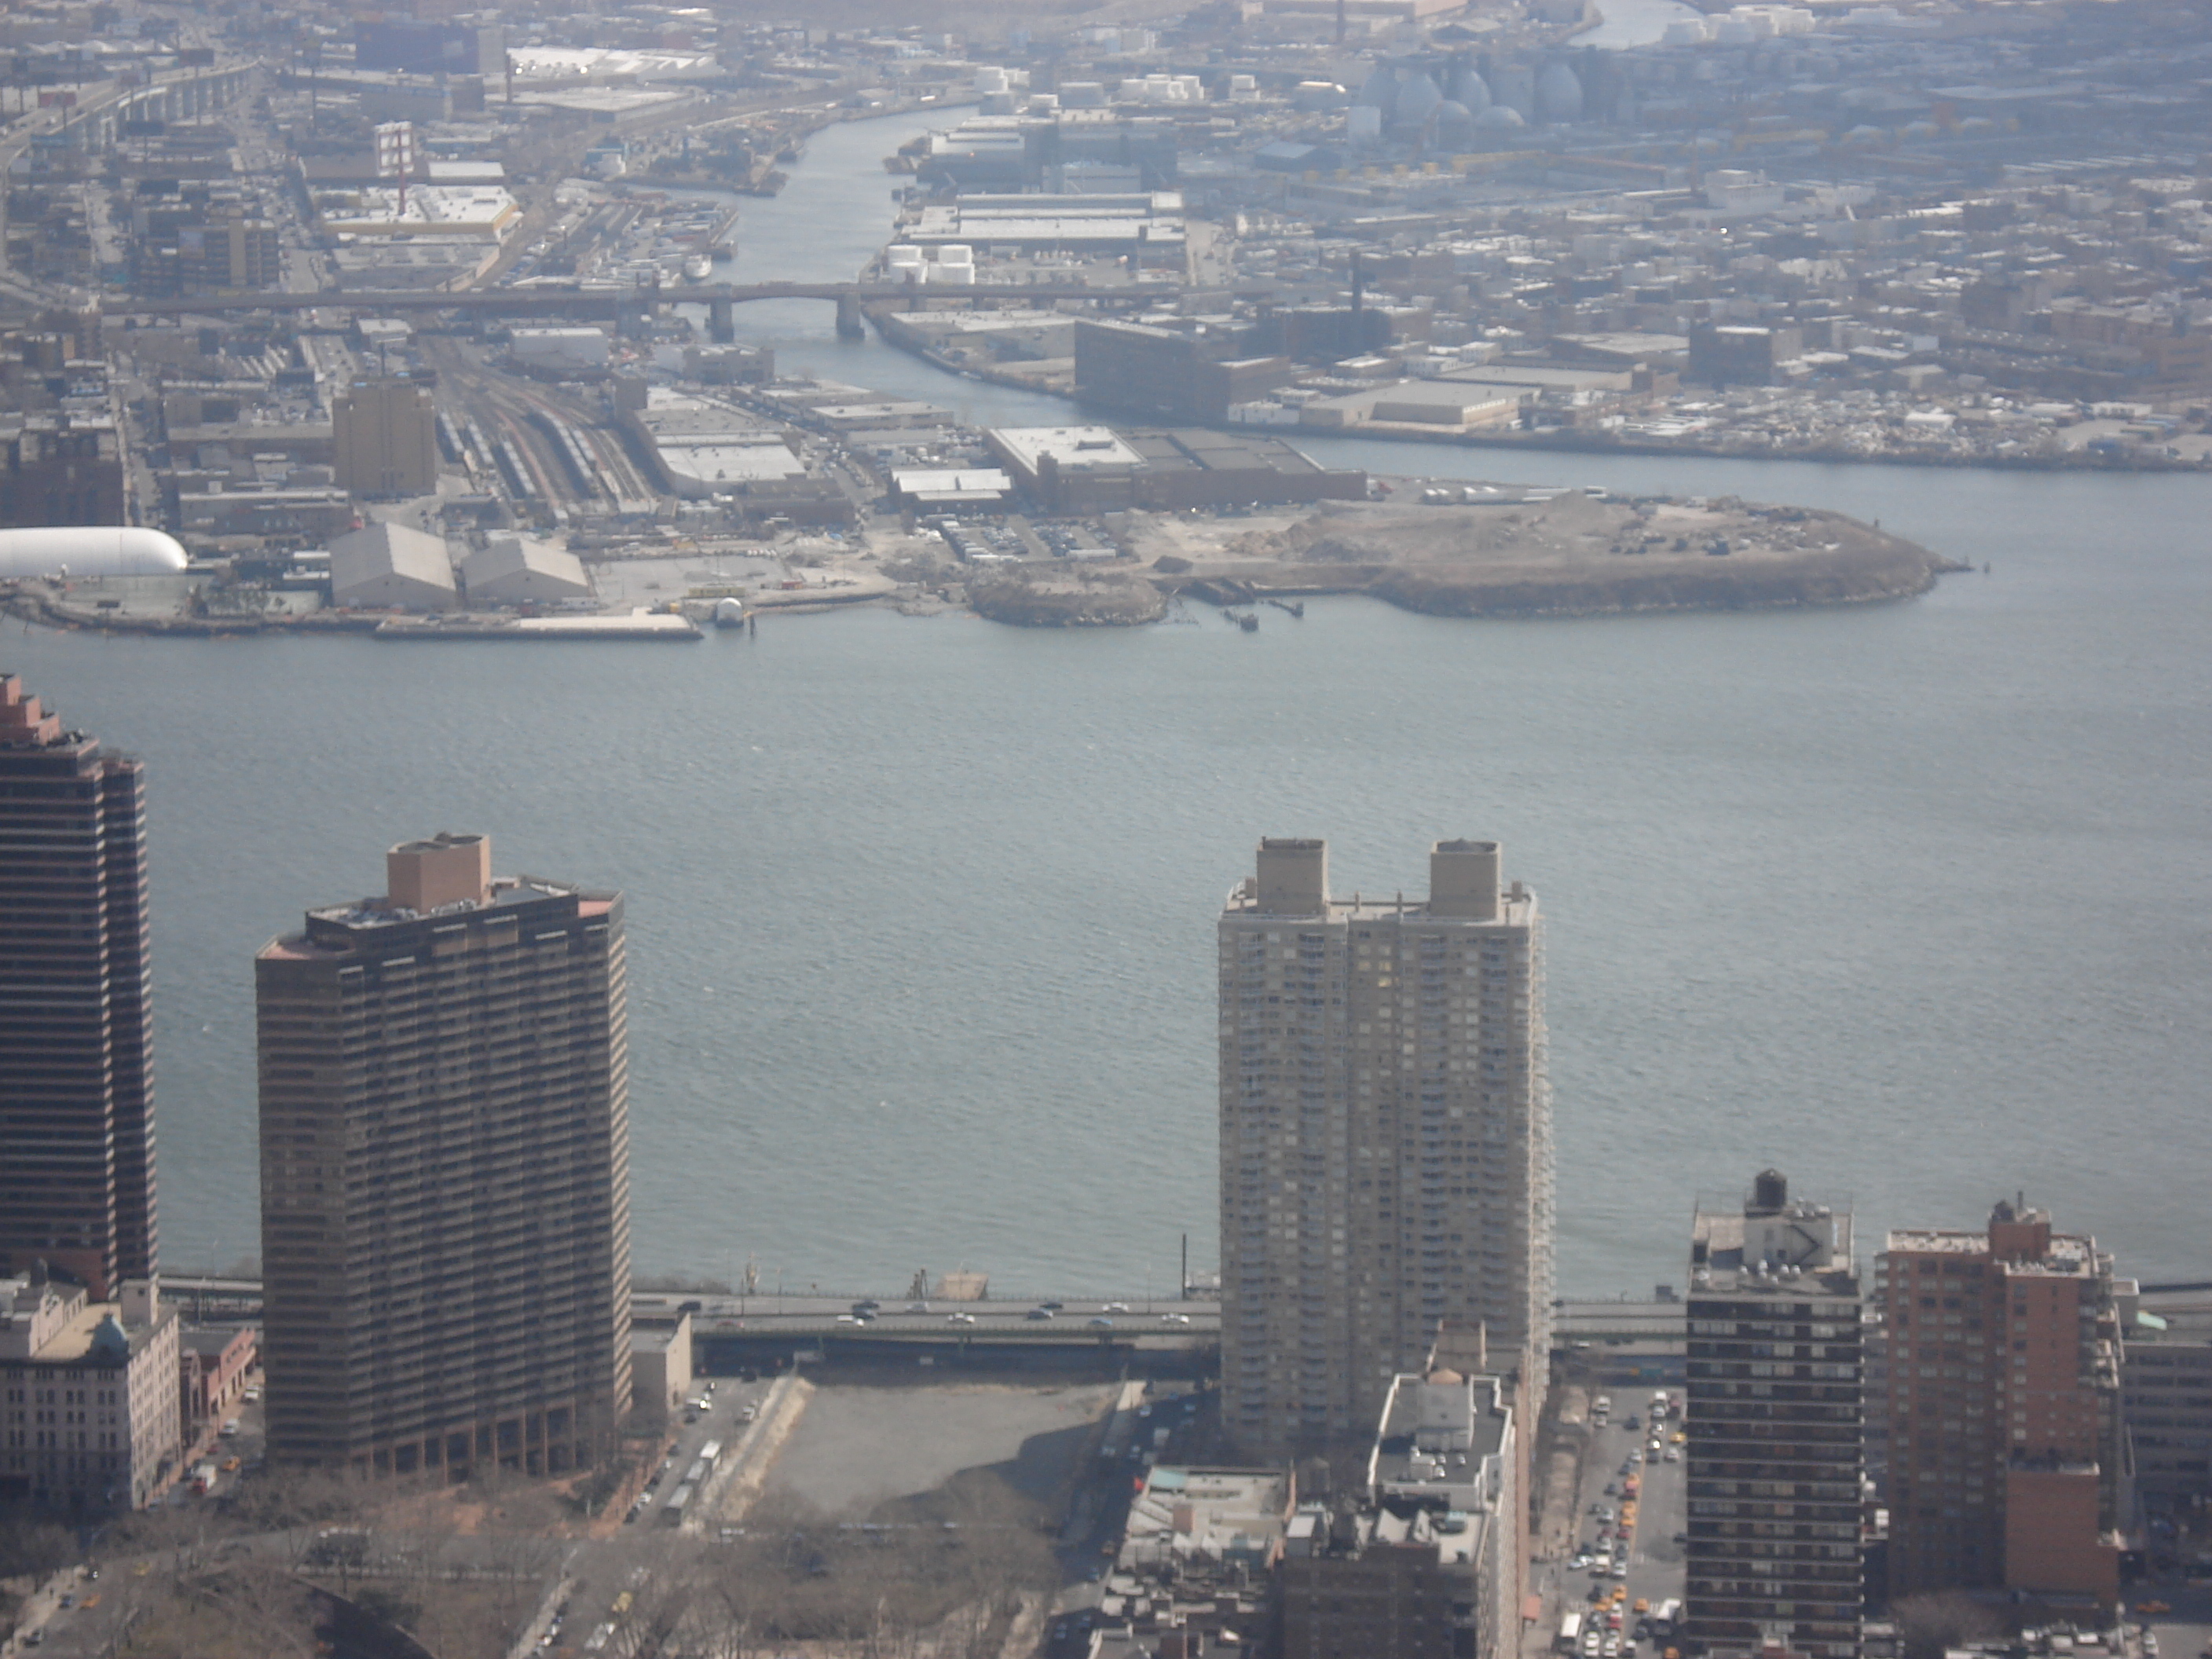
[698,1439,723,1466]
[661,1483,694,1527]
[1558,1613,1584,1652]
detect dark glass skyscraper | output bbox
[0,674,155,1298]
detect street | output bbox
[1529,1383,1689,1659]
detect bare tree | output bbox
[1894,1591,2008,1659]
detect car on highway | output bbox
[1025,1309,1054,1321]
[1089,1317,1114,1329]
[1104,1302,1130,1313]
[945,1312,977,1325]
[1161,1312,1192,1324]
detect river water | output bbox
[17,110,2209,1298]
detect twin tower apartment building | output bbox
[1218,837,1554,1460]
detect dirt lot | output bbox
[1130,488,1953,617]
[760,1381,1116,1518]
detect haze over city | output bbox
[0,0,2206,1655]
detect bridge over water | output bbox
[106,280,1207,342]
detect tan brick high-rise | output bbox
[256,833,632,1476]
[1218,838,1552,1462]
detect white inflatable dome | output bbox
[0,526,189,579]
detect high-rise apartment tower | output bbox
[0,674,154,1297]
[257,832,632,1476]
[1218,837,1553,1462]
[1684,1170,1863,1659]
[1877,1202,2121,1609]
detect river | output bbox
[16,108,2209,1298]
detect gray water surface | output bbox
[18,108,2207,1296]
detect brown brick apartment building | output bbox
[256,833,632,1477]
[1877,1202,2121,1610]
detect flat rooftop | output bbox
[1221,889,1536,928]
[262,877,607,958]
[1122,1466,1292,1569]
[1371,1374,1509,1492]
[1885,1227,2103,1277]
[989,426,1144,473]
[1692,1203,1861,1298]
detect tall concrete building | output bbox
[1877,1202,2121,1610]
[256,832,632,1476]
[1218,837,1552,1463]
[1684,1170,1862,1659]
[0,674,155,1298]
[334,377,438,498]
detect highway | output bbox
[635,1289,1216,1349]
[156,1277,1220,1346]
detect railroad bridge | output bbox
[108,280,1198,342]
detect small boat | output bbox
[682,252,713,282]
